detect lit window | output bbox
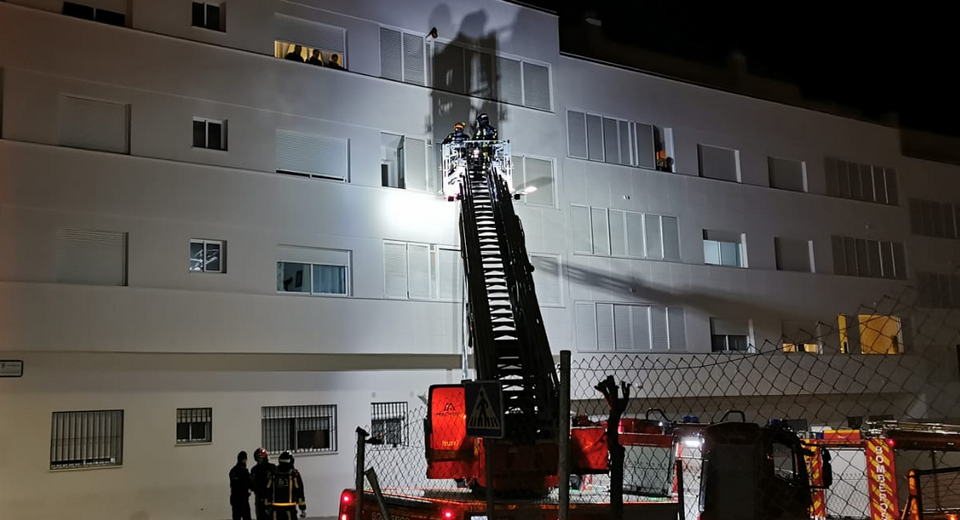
[190,239,225,273]
[838,314,902,354]
[783,343,819,354]
[193,118,226,151]
[192,2,224,32]
[274,41,345,69]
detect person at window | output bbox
[229,451,253,520]
[251,448,277,520]
[474,113,498,140]
[284,45,304,62]
[656,149,674,172]
[328,53,344,70]
[264,451,307,520]
[307,49,323,66]
[442,122,471,144]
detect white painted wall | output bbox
[0,1,959,519]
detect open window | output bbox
[838,314,903,354]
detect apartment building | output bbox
[0,1,958,518]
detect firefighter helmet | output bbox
[453,122,465,131]
[254,447,269,462]
[279,450,294,465]
[477,113,490,126]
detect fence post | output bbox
[356,427,368,520]
[596,375,630,520]
[485,441,495,520]
[559,350,571,520]
[364,468,394,520]
[675,459,684,520]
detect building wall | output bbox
[0,1,958,519]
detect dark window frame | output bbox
[176,407,213,444]
[192,2,225,32]
[261,405,338,454]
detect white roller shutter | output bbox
[603,118,620,164]
[379,27,403,81]
[497,57,523,105]
[55,229,126,286]
[635,123,656,169]
[644,214,663,259]
[402,32,425,85]
[662,216,680,261]
[710,318,749,336]
[586,114,604,162]
[276,130,347,180]
[650,306,669,349]
[524,157,554,207]
[383,242,408,298]
[591,208,610,255]
[531,254,561,306]
[768,157,805,192]
[575,302,598,351]
[567,111,588,159]
[667,307,686,350]
[276,15,344,54]
[609,210,627,256]
[775,237,811,273]
[407,243,431,299]
[631,305,651,350]
[402,137,427,191]
[614,304,632,351]
[626,212,645,258]
[596,303,615,351]
[59,95,129,154]
[432,43,465,94]
[618,120,632,166]
[522,62,551,110]
[466,49,493,97]
[438,247,462,301]
[571,205,592,253]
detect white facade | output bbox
[0,1,958,519]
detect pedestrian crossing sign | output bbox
[465,381,504,438]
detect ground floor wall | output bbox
[0,351,460,520]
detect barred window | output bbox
[262,405,337,454]
[371,402,408,446]
[50,410,124,470]
[176,408,212,444]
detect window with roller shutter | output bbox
[824,157,898,205]
[830,235,906,279]
[276,129,348,181]
[768,157,806,192]
[530,254,562,307]
[383,241,462,301]
[775,237,814,273]
[522,62,551,110]
[909,198,960,239]
[576,205,680,261]
[379,27,424,85]
[55,229,127,286]
[566,110,656,168]
[274,15,346,67]
[513,156,556,207]
[698,144,739,182]
[710,318,752,352]
[276,246,350,296]
[59,95,130,154]
[575,302,687,352]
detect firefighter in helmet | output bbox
[473,113,498,140]
[264,451,307,519]
[251,448,277,520]
[442,121,471,144]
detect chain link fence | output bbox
[358,283,960,518]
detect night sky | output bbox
[520,1,956,136]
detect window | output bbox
[383,241,463,301]
[59,95,130,154]
[698,145,740,182]
[276,246,351,296]
[768,157,806,192]
[530,254,562,307]
[261,405,337,454]
[274,15,346,68]
[838,314,902,354]
[513,156,556,207]
[781,321,820,353]
[576,302,686,352]
[190,239,225,273]
[55,229,127,286]
[522,61,551,111]
[276,130,348,181]
[910,199,960,239]
[193,118,226,151]
[710,318,751,352]
[381,27,424,85]
[775,237,814,273]
[192,2,224,31]
[825,158,898,205]
[566,110,656,168]
[703,230,745,268]
[572,205,681,261]
[50,410,123,470]
[380,134,432,191]
[918,272,960,308]
[371,402,408,446]
[830,236,906,279]
[62,2,125,26]
[176,408,212,444]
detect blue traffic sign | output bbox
[464,380,504,438]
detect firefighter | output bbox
[473,113,498,140]
[264,451,307,520]
[441,122,471,144]
[229,451,253,520]
[251,448,277,520]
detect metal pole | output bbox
[365,468,393,520]
[485,440,495,520]
[675,459,685,520]
[356,427,368,520]
[559,350,571,520]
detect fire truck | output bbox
[339,140,832,520]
